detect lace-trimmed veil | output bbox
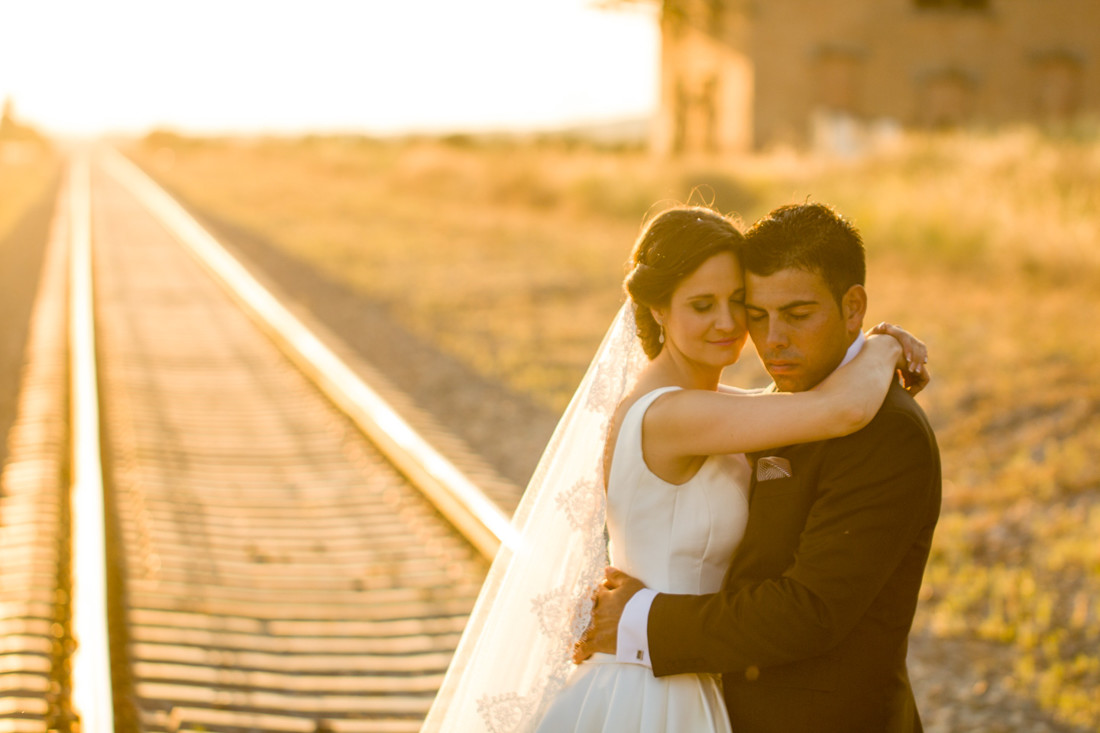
[421,303,647,732]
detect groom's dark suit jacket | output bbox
[649,381,941,733]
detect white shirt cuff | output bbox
[616,588,657,667]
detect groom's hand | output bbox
[572,567,645,664]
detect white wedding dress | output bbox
[534,386,750,733]
[421,306,749,733]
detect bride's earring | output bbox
[658,324,665,345]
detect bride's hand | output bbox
[868,322,931,396]
[572,567,645,664]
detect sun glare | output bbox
[0,0,658,137]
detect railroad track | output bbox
[0,150,521,732]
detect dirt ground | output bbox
[0,177,1090,732]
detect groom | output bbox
[576,202,941,732]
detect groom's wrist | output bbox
[616,588,658,667]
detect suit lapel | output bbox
[729,441,825,586]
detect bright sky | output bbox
[0,0,659,137]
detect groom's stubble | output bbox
[744,266,865,393]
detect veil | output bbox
[421,303,647,732]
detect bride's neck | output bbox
[651,351,722,391]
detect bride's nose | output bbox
[717,302,743,333]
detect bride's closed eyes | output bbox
[690,297,717,313]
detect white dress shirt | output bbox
[615,331,867,668]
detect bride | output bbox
[420,205,926,732]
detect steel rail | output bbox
[96,149,512,559]
[68,153,115,731]
[87,150,491,731]
[98,148,516,560]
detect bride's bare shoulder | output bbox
[613,376,672,426]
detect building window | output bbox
[673,75,720,154]
[814,46,865,114]
[914,0,990,10]
[1033,51,1083,121]
[917,69,978,127]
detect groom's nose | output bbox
[761,317,790,350]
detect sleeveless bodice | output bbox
[534,386,748,732]
[605,387,750,595]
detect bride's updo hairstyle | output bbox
[624,206,743,359]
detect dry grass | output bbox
[128,128,1100,728]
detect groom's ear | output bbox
[841,284,867,334]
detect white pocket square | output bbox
[756,456,792,481]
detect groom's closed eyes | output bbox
[745,299,822,324]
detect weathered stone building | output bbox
[653,0,1100,153]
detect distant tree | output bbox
[0,97,46,144]
[0,97,16,137]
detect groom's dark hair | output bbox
[742,202,865,307]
